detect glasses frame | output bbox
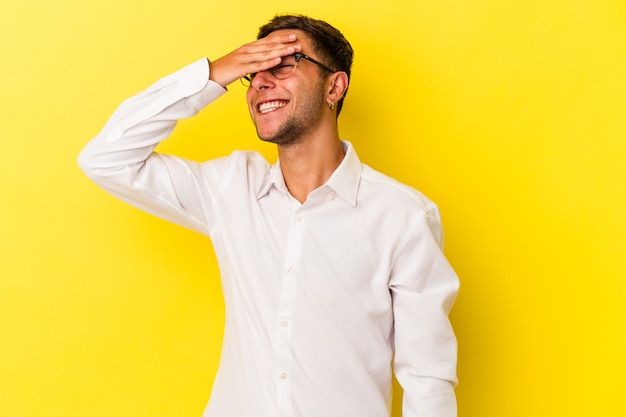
[241,53,337,87]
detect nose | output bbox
[250,69,276,91]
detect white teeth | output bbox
[259,101,287,113]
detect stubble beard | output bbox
[256,82,326,146]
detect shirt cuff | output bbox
[186,58,228,112]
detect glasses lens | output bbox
[240,75,253,87]
[271,56,297,79]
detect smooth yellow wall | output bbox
[1,1,624,416]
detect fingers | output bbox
[209,33,302,87]
[240,36,300,70]
[246,32,300,53]
[234,33,302,75]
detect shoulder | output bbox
[359,164,438,216]
[358,164,446,248]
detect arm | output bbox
[390,209,459,417]
[78,34,303,233]
[77,58,227,234]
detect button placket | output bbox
[276,209,305,417]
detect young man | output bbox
[78,14,459,417]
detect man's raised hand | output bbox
[209,33,302,88]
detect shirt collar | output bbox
[256,140,362,206]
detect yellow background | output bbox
[1,0,625,416]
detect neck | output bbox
[277,129,345,204]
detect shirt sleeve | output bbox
[77,58,228,235]
[389,208,459,417]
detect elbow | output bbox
[77,148,89,173]
[77,143,113,184]
[77,146,98,179]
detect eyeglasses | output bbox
[240,53,337,87]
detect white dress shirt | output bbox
[78,58,459,417]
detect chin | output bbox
[258,131,299,146]
[256,124,297,146]
[258,134,298,146]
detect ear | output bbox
[326,71,349,104]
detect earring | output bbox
[329,101,335,110]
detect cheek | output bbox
[245,93,255,118]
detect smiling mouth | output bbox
[258,100,288,114]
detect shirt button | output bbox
[295,215,303,222]
[280,320,289,327]
[280,373,288,379]
[287,266,295,274]
[326,192,335,201]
